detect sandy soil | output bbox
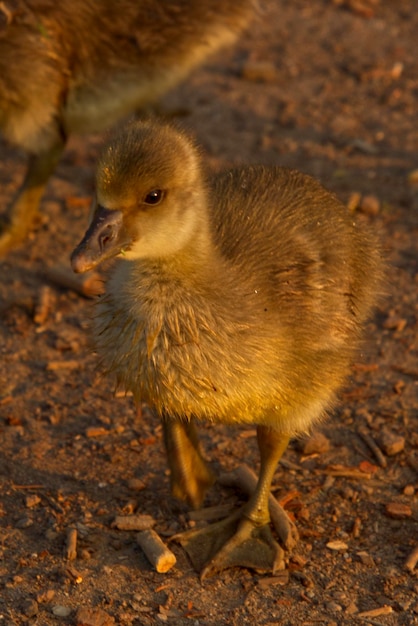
[0,1,417,624]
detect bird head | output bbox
[71,120,205,274]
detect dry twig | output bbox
[404,545,418,572]
[65,527,77,561]
[357,429,387,468]
[44,264,103,298]
[136,529,176,573]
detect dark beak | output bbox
[71,205,125,273]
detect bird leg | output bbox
[174,426,291,579]
[163,418,215,510]
[0,140,65,256]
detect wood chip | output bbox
[188,503,236,522]
[326,540,349,551]
[352,517,362,538]
[47,360,80,371]
[257,571,290,588]
[357,550,375,567]
[111,514,155,531]
[44,264,104,298]
[65,527,77,561]
[357,605,393,618]
[320,465,372,480]
[219,464,299,549]
[85,427,110,438]
[34,285,56,326]
[404,545,418,572]
[384,502,412,519]
[136,529,176,573]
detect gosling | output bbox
[0,0,255,255]
[71,119,382,578]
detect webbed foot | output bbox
[173,509,285,579]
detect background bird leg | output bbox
[0,140,65,255]
[163,418,214,509]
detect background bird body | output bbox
[0,0,255,253]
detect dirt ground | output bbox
[0,1,417,624]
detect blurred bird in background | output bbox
[0,0,255,255]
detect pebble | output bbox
[403,484,415,496]
[15,516,33,529]
[52,605,72,617]
[25,494,41,508]
[359,194,380,215]
[21,598,39,618]
[379,431,405,456]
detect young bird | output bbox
[71,119,381,578]
[0,0,255,256]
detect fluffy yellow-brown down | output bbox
[72,119,381,577]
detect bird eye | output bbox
[144,189,164,205]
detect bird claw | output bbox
[173,511,285,579]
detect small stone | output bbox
[21,598,39,618]
[379,431,405,456]
[25,494,41,508]
[326,601,342,613]
[127,478,146,491]
[52,605,72,617]
[36,589,55,603]
[345,602,359,615]
[76,607,115,626]
[385,502,412,519]
[403,485,415,496]
[359,194,380,215]
[299,431,330,455]
[15,516,33,528]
